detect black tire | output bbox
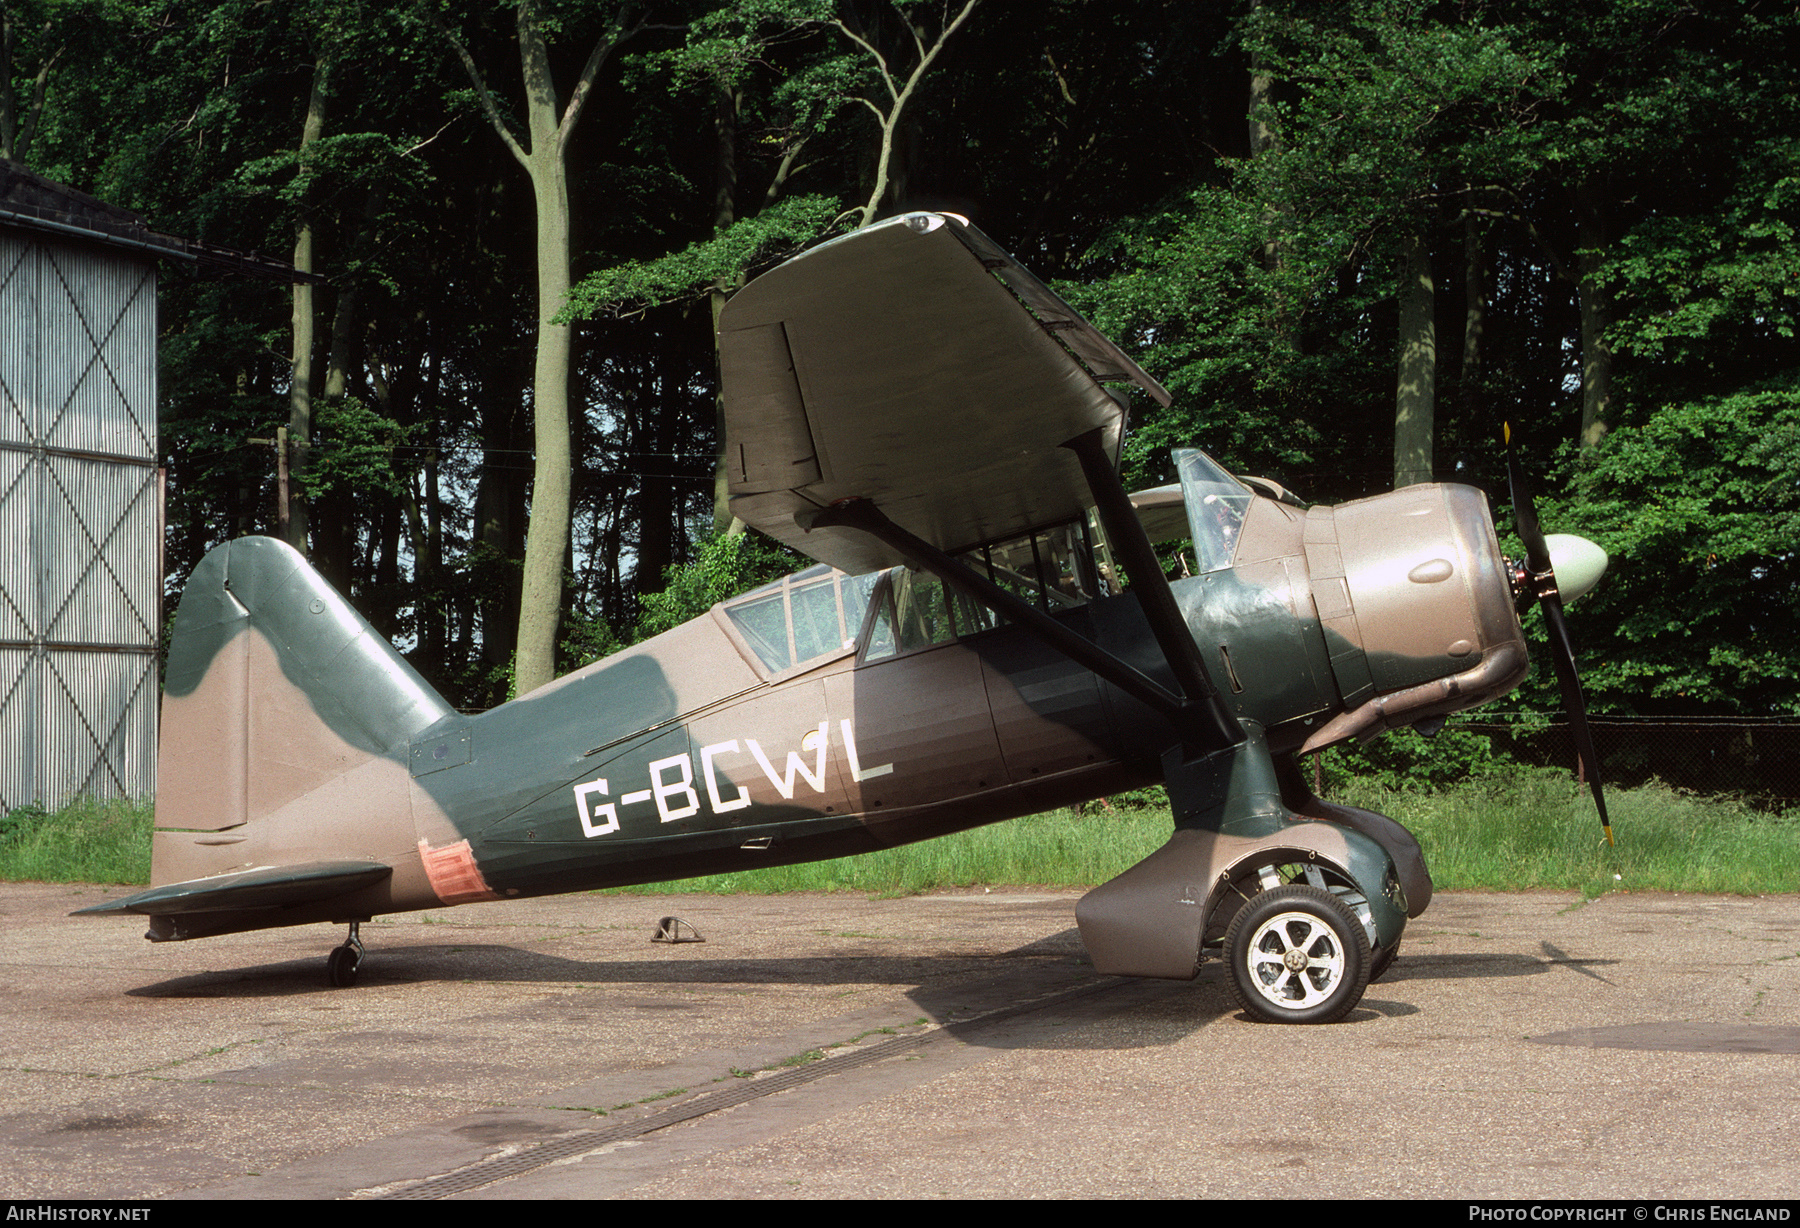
[1224,884,1369,1024]
[1370,938,1400,983]
[326,945,360,988]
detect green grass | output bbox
[2,775,1795,897]
[602,806,1174,897]
[607,774,1800,897]
[1339,773,1800,897]
[0,797,153,884]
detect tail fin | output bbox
[155,537,452,879]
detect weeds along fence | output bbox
[1443,716,1800,811]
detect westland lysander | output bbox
[83,213,1608,1023]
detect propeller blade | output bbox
[1504,422,1552,574]
[1539,593,1614,846]
[1503,422,1614,847]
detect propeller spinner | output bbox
[1503,423,1614,846]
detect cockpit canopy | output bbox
[721,565,879,675]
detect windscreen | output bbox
[1175,448,1252,572]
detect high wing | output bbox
[719,212,1170,574]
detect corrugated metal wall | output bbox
[0,231,159,809]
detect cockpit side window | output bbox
[789,573,842,662]
[857,517,1103,666]
[860,567,958,664]
[861,577,899,662]
[723,564,877,675]
[725,586,791,671]
[838,570,879,645]
[956,518,1099,615]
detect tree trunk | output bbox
[287,54,330,555]
[1394,228,1436,488]
[1246,9,1292,351]
[711,83,742,535]
[433,1,638,693]
[1575,175,1613,451]
[1461,202,1485,417]
[514,131,574,695]
[437,2,636,696]
[839,0,980,228]
[0,13,56,164]
[307,278,360,594]
[475,382,528,697]
[1247,5,1280,272]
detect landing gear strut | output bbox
[326,921,364,988]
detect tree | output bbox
[825,0,979,226]
[1236,1,1555,490]
[1539,385,1800,714]
[564,0,981,554]
[1,0,61,162]
[433,0,646,697]
[1073,2,1557,498]
[0,0,140,166]
[285,47,331,553]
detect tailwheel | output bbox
[326,921,364,988]
[1224,885,1369,1025]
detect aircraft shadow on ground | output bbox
[1379,947,1620,984]
[124,926,1095,1001]
[121,943,1229,1052]
[118,928,1616,1050]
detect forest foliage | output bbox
[4,0,1793,716]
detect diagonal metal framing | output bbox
[0,648,33,811]
[47,649,154,798]
[0,453,33,636]
[42,459,157,640]
[0,240,31,444]
[44,249,155,457]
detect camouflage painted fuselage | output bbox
[140,467,1525,953]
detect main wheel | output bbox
[326,944,360,988]
[1224,884,1369,1024]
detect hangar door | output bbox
[0,232,159,809]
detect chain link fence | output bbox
[1446,715,1800,811]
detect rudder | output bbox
[154,537,453,884]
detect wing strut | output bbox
[1061,428,1242,755]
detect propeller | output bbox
[1503,423,1614,846]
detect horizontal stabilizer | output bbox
[72,861,393,917]
[1127,483,1189,543]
